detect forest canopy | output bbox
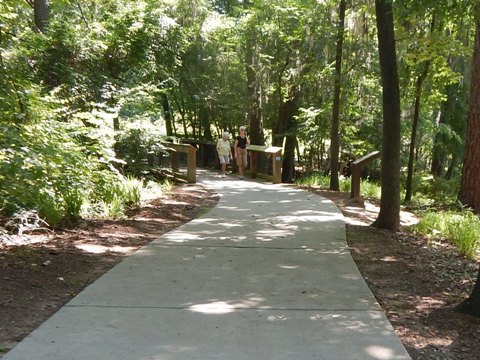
[0,0,478,223]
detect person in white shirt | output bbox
[216,132,232,178]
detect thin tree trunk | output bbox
[329,0,346,191]
[34,0,49,33]
[372,0,401,231]
[282,128,297,183]
[245,34,265,145]
[161,93,174,137]
[445,155,457,180]
[199,104,213,141]
[431,107,448,177]
[171,92,188,137]
[405,61,430,201]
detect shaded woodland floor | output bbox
[309,187,480,360]
[1,183,480,359]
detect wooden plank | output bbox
[187,147,196,183]
[247,144,282,154]
[352,151,381,167]
[161,142,197,154]
[245,144,283,183]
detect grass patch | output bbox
[413,210,480,258]
[296,173,380,199]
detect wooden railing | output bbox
[161,142,197,183]
[350,151,381,201]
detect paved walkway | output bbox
[4,172,411,360]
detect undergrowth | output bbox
[413,210,480,259]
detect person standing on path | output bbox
[216,131,232,178]
[234,126,250,179]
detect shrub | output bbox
[414,175,460,207]
[0,120,128,226]
[361,180,381,199]
[414,211,450,237]
[121,177,142,208]
[114,122,167,177]
[63,189,84,221]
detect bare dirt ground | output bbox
[305,187,480,360]
[1,183,480,359]
[0,184,219,357]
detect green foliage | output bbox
[0,0,477,234]
[63,190,84,221]
[414,211,451,236]
[35,192,63,227]
[414,211,480,258]
[296,173,331,188]
[121,177,143,208]
[447,213,480,258]
[361,180,381,199]
[0,119,156,226]
[412,175,460,207]
[114,121,167,177]
[296,173,381,199]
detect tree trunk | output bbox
[276,95,299,183]
[199,104,213,141]
[457,268,480,317]
[161,93,174,137]
[430,113,447,177]
[245,34,265,146]
[272,98,288,148]
[456,11,480,318]
[459,19,480,211]
[34,0,49,33]
[329,0,346,191]
[431,83,458,178]
[372,0,401,231]
[282,126,297,183]
[405,61,430,201]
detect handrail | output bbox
[350,151,381,200]
[161,142,197,183]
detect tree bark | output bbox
[276,94,299,183]
[457,268,480,317]
[199,104,213,141]
[34,0,49,33]
[282,126,297,183]
[161,93,174,137]
[372,0,401,231]
[329,0,346,191]
[456,10,480,318]
[459,19,480,211]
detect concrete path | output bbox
[4,172,411,360]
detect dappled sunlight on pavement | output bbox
[3,170,411,360]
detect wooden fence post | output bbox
[187,146,196,183]
[350,151,381,201]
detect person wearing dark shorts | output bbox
[234,126,250,179]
